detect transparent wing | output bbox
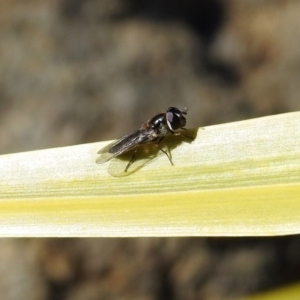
[107,145,163,177]
[95,141,119,164]
[96,128,154,164]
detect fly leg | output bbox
[156,137,173,166]
[124,149,138,172]
[170,128,194,140]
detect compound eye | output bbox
[166,107,186,130]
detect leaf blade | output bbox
[0,112,300,237]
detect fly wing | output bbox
[95,141,118,164]
[96,128,153,164]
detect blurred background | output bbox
[1,0,300,299]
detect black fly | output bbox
[96,107,188,173]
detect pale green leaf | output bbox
[0,112,299,237]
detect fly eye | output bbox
[166,107,186,131]
[166,111,180,130]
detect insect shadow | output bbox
[102,128,198,177]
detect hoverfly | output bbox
[96,107,189,173]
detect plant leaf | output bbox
[0,112,299,237]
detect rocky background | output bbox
[1,1,300,299]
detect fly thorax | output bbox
[158,123,169,135]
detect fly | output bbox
[96,107,189,173]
